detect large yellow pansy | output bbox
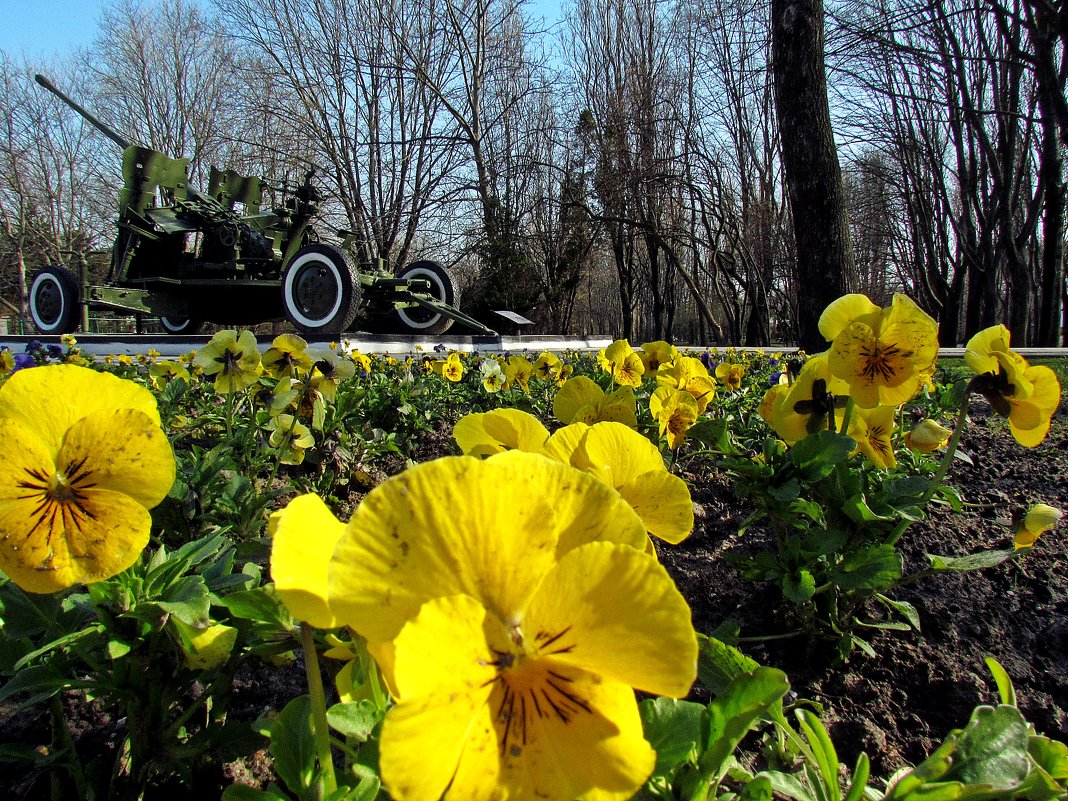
[378,540,696,801]
[326,451,649,646]
[822,293,939,408]
[0,365,174,593]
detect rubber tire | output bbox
[29,265,81,334]
[281,243,361,335]
[391,260,457,335]
[158,315,204,335]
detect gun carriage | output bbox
[27,74,493,337]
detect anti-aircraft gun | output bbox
[27,74,494,336]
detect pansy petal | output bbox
[329,452,647,644]
[964,324,1011,375]
[541,423,589,464]
[57,409,175,509]
[526,541,696,697]
[270,494,347,628]
[0,488,151,594]
[818,293,880,341]
[620,471,695,544]
[490,664,656,801]
[380,594,500,801]
[553,376,604,424]
[0,364,160,453]
[572,422,665,488]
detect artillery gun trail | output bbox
[27,74,494,337]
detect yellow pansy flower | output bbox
[649,386,699,449]
[532,351,563,382]
[820,293,939,408]
[441,352,464,382]
[763,353,851,445]
[480,359,506,392]
[453,409,550,457]
[282,451,695,801]
[965,325,1062,447]
[262,333,314,379]
[503,354,534,391]
[1014,503,1062,550]
[0,365,175,593]
[542,421,695,544]
[193,329,262,393]
[905,418,952,453]
[656,356,716,414]
[350,350,372,373]
[268,414,315,465]
[715,361,746,391]
[639,340,679,372]
[0,350,14,373]
[846,404,897,469]
[148,359,191,390]
[309,348,356,403]
[600,339,645,387]
[552,375,637,428]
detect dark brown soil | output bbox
[660,400,1068,778]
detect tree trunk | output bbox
[771,0,854,351]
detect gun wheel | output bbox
[29,265,81,334]
[158,315,204,335]
[392,260,457,335]
[282,243,361,335]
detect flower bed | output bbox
[0,296,1065,801]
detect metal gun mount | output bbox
[27,74,496,337]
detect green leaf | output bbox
[983,657,1015,708]
[699,667,790,783]
[639,696,705,775]
[876,595,922,631]
[107,639,132,660]
[687,418,740,455]
[790,432,856,481]
[737,775,774,801]
[153,575,211,625]
[843,493,895,524]
[762,770,819,801]
[926,551,1015,572]
[697,635,760,697]
[944,705,1029,790]
[796,709,840,801]
[0,663,76,706]
[782,570,816,604]
[327,700,383,743]
[270,695,318,797]
[827,545,901,591]
[886,705,1030,801]
[220,586,292,627]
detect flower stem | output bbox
[885,388,973,546]
[301,623,338,795]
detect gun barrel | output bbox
[34,74,132,150]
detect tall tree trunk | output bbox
[771,0,854,351]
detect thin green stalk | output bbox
[301,623,338,795]
[886,389,973,546]
[839,396,855,434]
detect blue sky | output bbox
[0,1,108,58]
[0,0,562,59]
